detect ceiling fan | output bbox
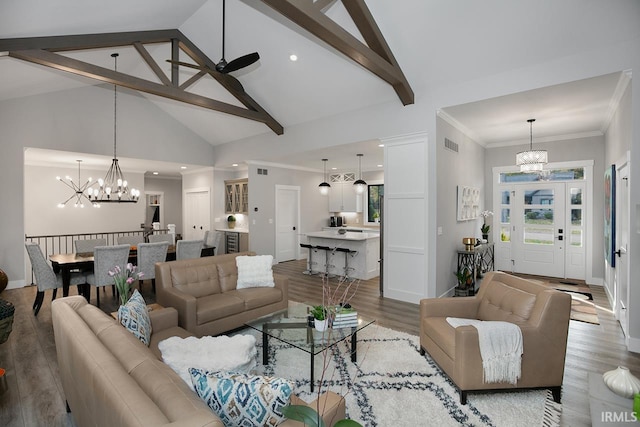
[167,0,259,75]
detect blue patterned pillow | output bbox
[117,289,152,346]
[189,368,293,427]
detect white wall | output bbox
[436,117,486,297]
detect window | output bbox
[499,167,585,183]
[367,184,384,222]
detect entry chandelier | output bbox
[56,160,99,208]
[516,118,548,172]
[353,153,367,194]
[89,53,140,204]
[318,158,331,195]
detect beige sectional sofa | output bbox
[52,295,346,427]
[155,251,288,337]
[420,271,571,404]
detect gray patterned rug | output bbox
[245,323,561,427]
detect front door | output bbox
[495,181,586,279]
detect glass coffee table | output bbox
[245,303,375,391]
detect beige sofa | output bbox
[156,252,288,337]
[420,271,571,404]
[52,296,346,427]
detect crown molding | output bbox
[436,110,485,147]
[486,130,603,149]
[601,69,632,133]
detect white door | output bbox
[184,189,210,241]
[615,162,630,335]
[496,181,585,279]
[275,185,299,262]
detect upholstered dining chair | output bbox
[85,244,130,307]
[74,238,107,254]
[136,241,169,294]
[25,242,86,316]
[176,239,204,260]
[116,235,144,246]
[148,233,174,244]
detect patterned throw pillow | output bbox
[189,369,293,427]
[117,289,152,346]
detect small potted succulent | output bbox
[454,267,473,290]
[310,305,328,331]
[227,215,236,229]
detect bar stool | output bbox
[315,245,335,278]
[300,243,318,275]
[335,247,358,280]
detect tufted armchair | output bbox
[419,271,571,404]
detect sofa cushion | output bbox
[117,290,152,346]
[171,264,221,298]
[196,293,245,325]
[236,255,275,289]
[228,288,284,310]
[477,281,537,323]
[190,369,293,427]
[217,260,239,292]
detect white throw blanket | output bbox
[158,334,257,386]
[446,317,523,384]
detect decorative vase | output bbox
[603,366,640,398]
[0,268,8,294]
[314,318,328,332]
[228,221,236,229]
[482,234,489,241]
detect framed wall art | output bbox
[457,185,480,221]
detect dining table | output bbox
[50,245,215,297]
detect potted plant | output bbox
[372,211,380,223]
[480,223,490,240]
[454,267,473,290]
[310,305,328,331]
[227,215,236,229]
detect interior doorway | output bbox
[275,185,300,263]
[615,155,630,336]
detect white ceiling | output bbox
[2,0,635,175]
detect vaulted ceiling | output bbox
[2,0,638,173]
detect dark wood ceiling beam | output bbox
[170,38,180,86]
[179,70,207,90]
[314,0,338,13]
[8,49,266,123]
[176,31,284,135]
[133,42,171,86]
[260,0,413,105]
[0,29,179,52]
[341,0,413,105]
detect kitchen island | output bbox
[305,230,380,280]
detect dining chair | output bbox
[136,241,169,294]
[85,244,130,307]
[116,235,144,246]
[25,242,86,316]
[176,239,204,260]
[148,233,174,244]
[211,231,223,255]
[74,238,107,254]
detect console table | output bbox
[456,243,494,296]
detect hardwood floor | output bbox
[1,260,638,426]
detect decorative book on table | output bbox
[332,306,358,328]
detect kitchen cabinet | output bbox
[224,179,248,214]
[328,173,362,212]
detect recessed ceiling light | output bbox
[331,167,337,170]
[180,166,187,170]
[153,171,159,175]
[378,143,384,147]
[377,164,383,167]
[289,54,298,62]
[232,163,239,167]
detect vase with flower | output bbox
[480,210,493,241]
[109,263,144,306]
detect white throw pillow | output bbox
[236,255,275,289]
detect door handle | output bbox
[293,226,296,231]
[193,225,196,229]
[615,250,622,257]
[557,236,563,241]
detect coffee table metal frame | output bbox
[245,304,374,391]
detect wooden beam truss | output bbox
[0,29,284,135]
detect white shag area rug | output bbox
[242,323,561,427]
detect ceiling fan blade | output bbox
[220,52,260,74]
[166,59,213,73]
[223,74,245,93]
